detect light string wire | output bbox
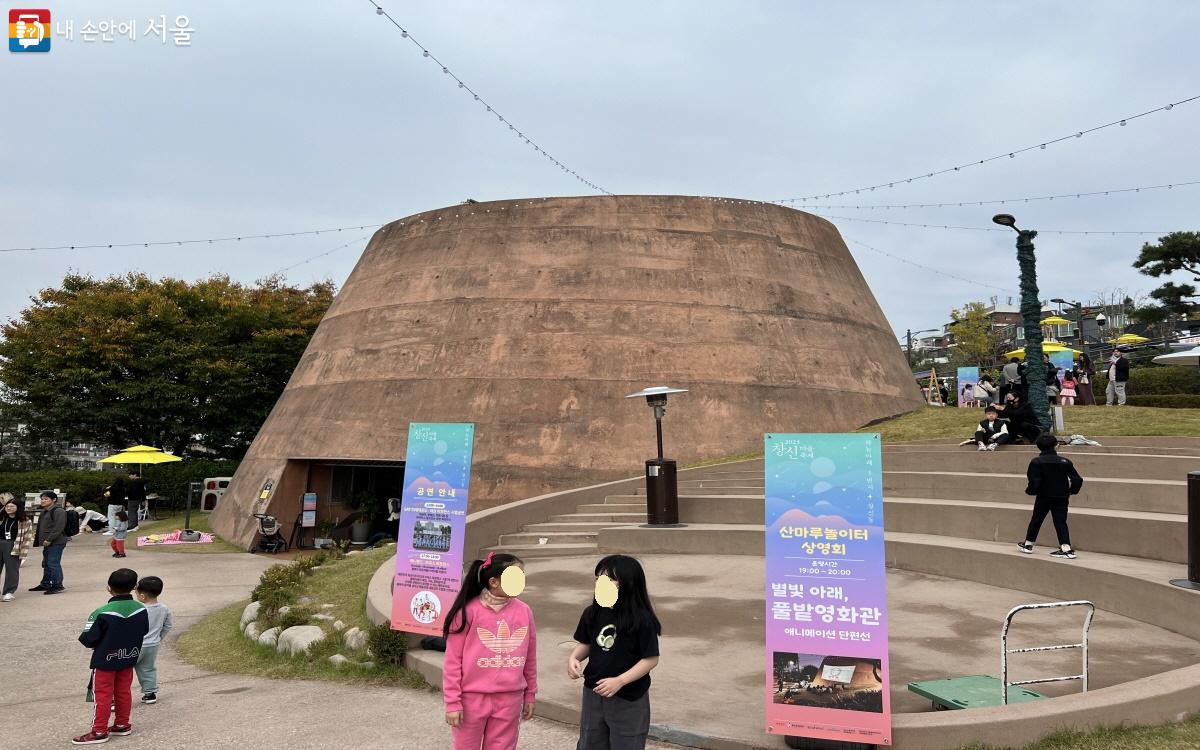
[365,0,611,195]
[784,179,1200,211]
[846,238,1018,295]
[1,224,380,254]
[776,94,1200,203]
[272,235,374,275]
[819,214,1171,236]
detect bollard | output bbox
[1170,471,1200,591]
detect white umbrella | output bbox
[1152,346,1200,368]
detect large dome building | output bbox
[211,195,923,548]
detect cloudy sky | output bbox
[5,1,1198,340]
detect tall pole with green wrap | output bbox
[995,214,1050,429]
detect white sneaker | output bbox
[102,531,114,536]
[987,443,998,451]
[1,593,14,602]
[977,442,987,451]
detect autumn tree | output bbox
[0,273,334,459]
[1132,231,1200,323]
[947,301,996,367]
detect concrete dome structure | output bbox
[212,195,923,548]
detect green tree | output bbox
[1132,232,1200,321]
[947,301,996,367]
[0,273,334,459]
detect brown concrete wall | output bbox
[213,196,923,548]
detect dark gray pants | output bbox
[0,539,20,595]
[577,689,650,750]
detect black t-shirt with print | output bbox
[573,604,660,701]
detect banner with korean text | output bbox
[765,433,891,746]
[391,423,474,636]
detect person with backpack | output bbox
[31,491,78,595]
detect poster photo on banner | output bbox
[391,423,474,637]
[1050,350,1075,383]
[765,433,892,746]
[956,367,980,407]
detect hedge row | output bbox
[1092,365,1200,396]
[0,459,239,505]
[1125,395,1200,409]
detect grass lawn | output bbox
[961,715,1200,750]
[130,513,242,554]
[177,545,427,688]
[862,405,1200,443]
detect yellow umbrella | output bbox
[1110,333,1150,345]
[1039,315,1072,326]
[99,446,183,465]
[1002,343,1083,361]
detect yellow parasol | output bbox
[1039,316,1072,326]
[99,445,183,465]
[1002,343,1083,361]
[1110,333,1150,345]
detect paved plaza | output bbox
[3,532,670,749]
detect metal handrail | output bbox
[1001,600,1095,705]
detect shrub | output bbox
[366,623,408,666]
[1093,365,1200,396]
[1125,395,1200,409]
[276,606,315,631]
[256,586,297,619]
[251,563,304,602]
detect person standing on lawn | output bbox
[2,492,34,602]
[1106,348,1130,406]
[104,476,126,537]
[126,472,147,532]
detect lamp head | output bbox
[992,214,1019,232]
[1050,298,1066,305]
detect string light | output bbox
[776,94,1200,203]
[846,238,1017,295]
[272,235,373,275]
[366,1,611,195]
[780,179,1200,211]
[819,214,1169,236]
[1,223,381,254]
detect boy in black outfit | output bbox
[973,406,1010,451]
[1018,434,1083,559]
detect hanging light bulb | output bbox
[376,7,383,14]
[422,50,429,57]
[401,30,408,37]
[1119,120,1127,126]
[1165,103,1174,110]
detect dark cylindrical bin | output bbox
[644,459,679,526]
[1171,471,1200,591]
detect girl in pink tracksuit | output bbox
[443,552,537,750]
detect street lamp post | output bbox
[994,214,1050,429]
[905,328,937,368]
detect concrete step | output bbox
[885,470,1186,514]
[677,478,766,487]
[884,449,1200,481]
[548,512,644,523]
[604,494,762,523]
[576,503,644,514]
[633,485,762,496]
[885,435,1200,450]
[599,523,764,555]
[886,497,1187,564]
[483,542,597,558]
[523,521,627,533]
[499,531,598,545]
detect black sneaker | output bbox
[141,693,157,704]
[1050,548,1077,559]
[28,584,49,592]
[1017,542,1034,554]
[44,587,65,595]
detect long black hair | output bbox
[595,554,661,636]
[443,552,524,637]
[1,493,26,522]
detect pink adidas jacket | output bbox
[443,596,538,712]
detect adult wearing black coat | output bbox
[995,391,1043,444]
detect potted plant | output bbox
[347,493,383,544]
[315,518,337,548]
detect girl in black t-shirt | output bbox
[568,555,661,750]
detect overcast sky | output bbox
[4,1,1198,340]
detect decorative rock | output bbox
[321,604,335,610]
[359,661,375,669]
[277,625,326,656]
[312,613,336,622]
[298,596,314,605]
[329,654,351,667]
[333,620,346,631]
[258,627,282,648]
[278,605,292,617]
[244,621,261,641]
[343,627,368,651]
[240,601,261,628]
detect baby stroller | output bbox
[254,513,288,553]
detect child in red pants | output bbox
[73,568,149,745]
[110,511,129,558]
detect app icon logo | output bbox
[9,8,51,52]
